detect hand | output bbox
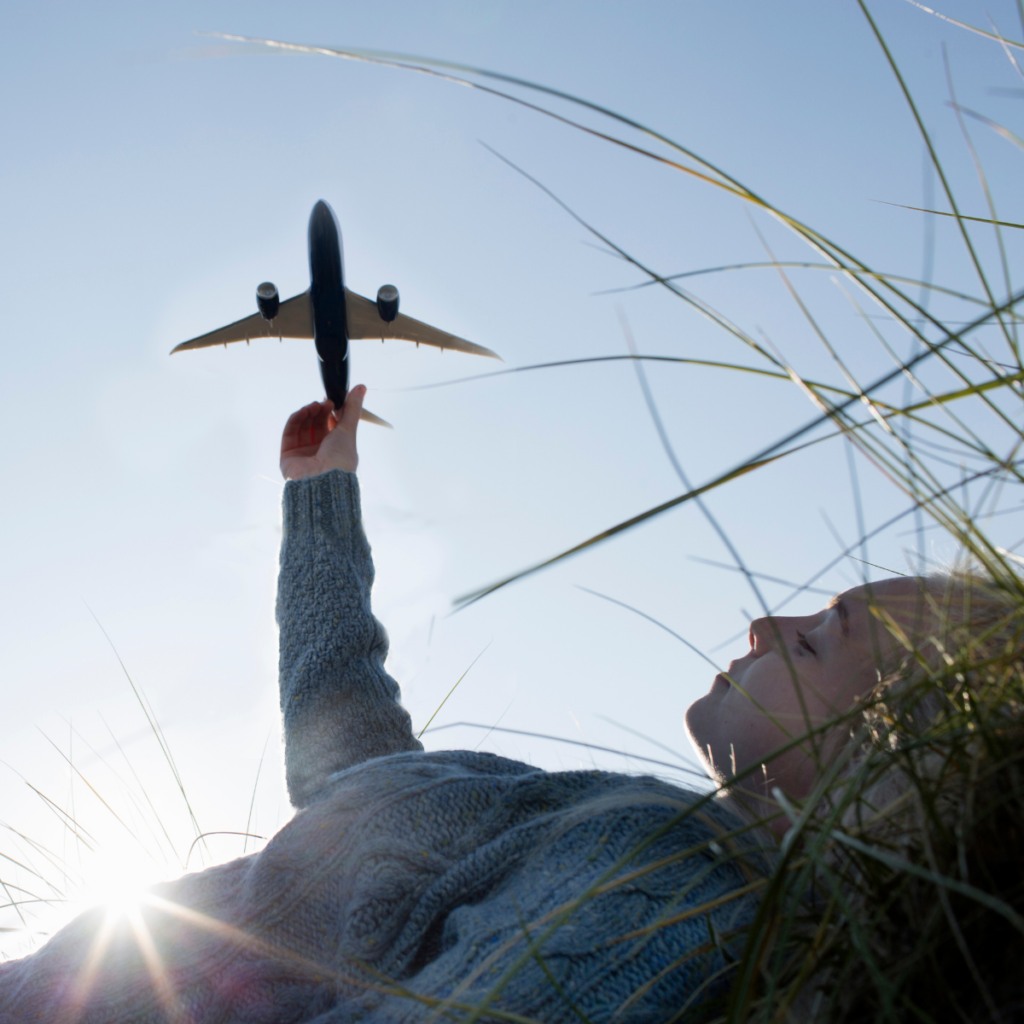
[280,386,366,481]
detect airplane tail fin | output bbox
[359,407,394,429]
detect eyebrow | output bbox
[829,596,851,638]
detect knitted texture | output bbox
[277,470,423,806]
[0,471,763,1023]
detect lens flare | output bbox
[76,852,164,923]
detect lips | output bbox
[711,673,730,696]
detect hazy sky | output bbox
[2,0,1021,954]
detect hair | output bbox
[748,568,1024,1023]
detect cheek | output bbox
[751,660,828,718]
[847,659,882,701]
[818,659,878,717]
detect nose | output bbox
[749,615,790,654]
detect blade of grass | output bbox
[417,642,491,740]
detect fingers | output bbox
[310,400,334,446]
[281,400,336,453]
[282,401,318,438]
[281,401,320,454]
[280,391,366,478]
[281,392,363,457]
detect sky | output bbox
[2,0,1022,955]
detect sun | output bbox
[74,850,167,923]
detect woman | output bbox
[0,389,962,1024]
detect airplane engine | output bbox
[256,281,280,320]
[376,284,399,323]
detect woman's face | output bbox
[686,577,925,802]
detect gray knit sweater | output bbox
[0,471,761,1023]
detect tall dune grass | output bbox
[243,4,1024,1018]
[4,3,1024,1020]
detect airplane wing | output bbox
[171,286,500,361]
[171,290,314,353]
[345,289,501,360]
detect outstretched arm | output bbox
[277,389,422,808]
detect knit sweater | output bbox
[0,471,762,1024]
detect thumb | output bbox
[339,385,366,433]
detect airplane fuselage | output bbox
[307,199,350,408]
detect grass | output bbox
[0,643,240,960]
[242,4,1024,1018]
[5,2,1024,1020]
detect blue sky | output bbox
[2,0,1021,953]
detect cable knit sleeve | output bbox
[277,469,423,808]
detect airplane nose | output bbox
[310,199,337,229]
[309,200,343,251]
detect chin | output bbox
[684,699,716,777]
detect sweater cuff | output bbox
[282,470,362,541]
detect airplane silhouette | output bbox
[172,200,501,427]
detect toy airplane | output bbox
[171,199,501,426]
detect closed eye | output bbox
[796,630,817,655]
